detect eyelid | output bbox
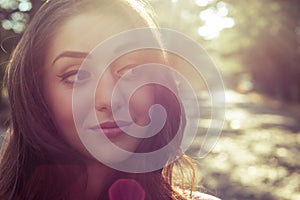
[54,58,87,76]
[115,64,137,76]
[57,69,92,85]
[57,69,78,79]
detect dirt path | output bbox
[188,90,300,200]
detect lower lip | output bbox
[100,127,124,138]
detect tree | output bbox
[151,0,300,101]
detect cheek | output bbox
[44,85,94,157]
[43,82,77,140]
[52,96,74,130]
[129,86,154,124]
[47,89,72,125]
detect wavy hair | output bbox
[1,0,196,199]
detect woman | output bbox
[0,0,220,199]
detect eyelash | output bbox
[58,69,91,85]
[57,64,137,85]
[115,64,138,78]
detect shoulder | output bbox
[189,191,221,200]
[179,189,221,200]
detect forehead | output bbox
[45,10,145,66]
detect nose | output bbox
[94,70,116,113]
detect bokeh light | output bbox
[198,2,235,40]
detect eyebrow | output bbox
[52,51,90,65]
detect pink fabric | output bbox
[109,179,145,200]
[108,178,221,200]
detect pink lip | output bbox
[90,120,132,138]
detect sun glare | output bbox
[197,1,235,40]
[195,0,215,7]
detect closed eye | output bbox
[58,69,92,85]
[115,64,138,79]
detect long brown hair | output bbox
[1,0,196,199]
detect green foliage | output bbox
[151,0,300,101]
[234,0,300,101]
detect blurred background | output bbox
[1,0,300,199]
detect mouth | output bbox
[89,120,132,138]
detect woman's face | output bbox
[43,11,162,164]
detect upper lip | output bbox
[90,120,132,130]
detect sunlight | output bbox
[0,0,18,10]
[18,1,32,12]
[195,0,215,7]
[198,1,235,40]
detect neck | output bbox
[69,161,116,200]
